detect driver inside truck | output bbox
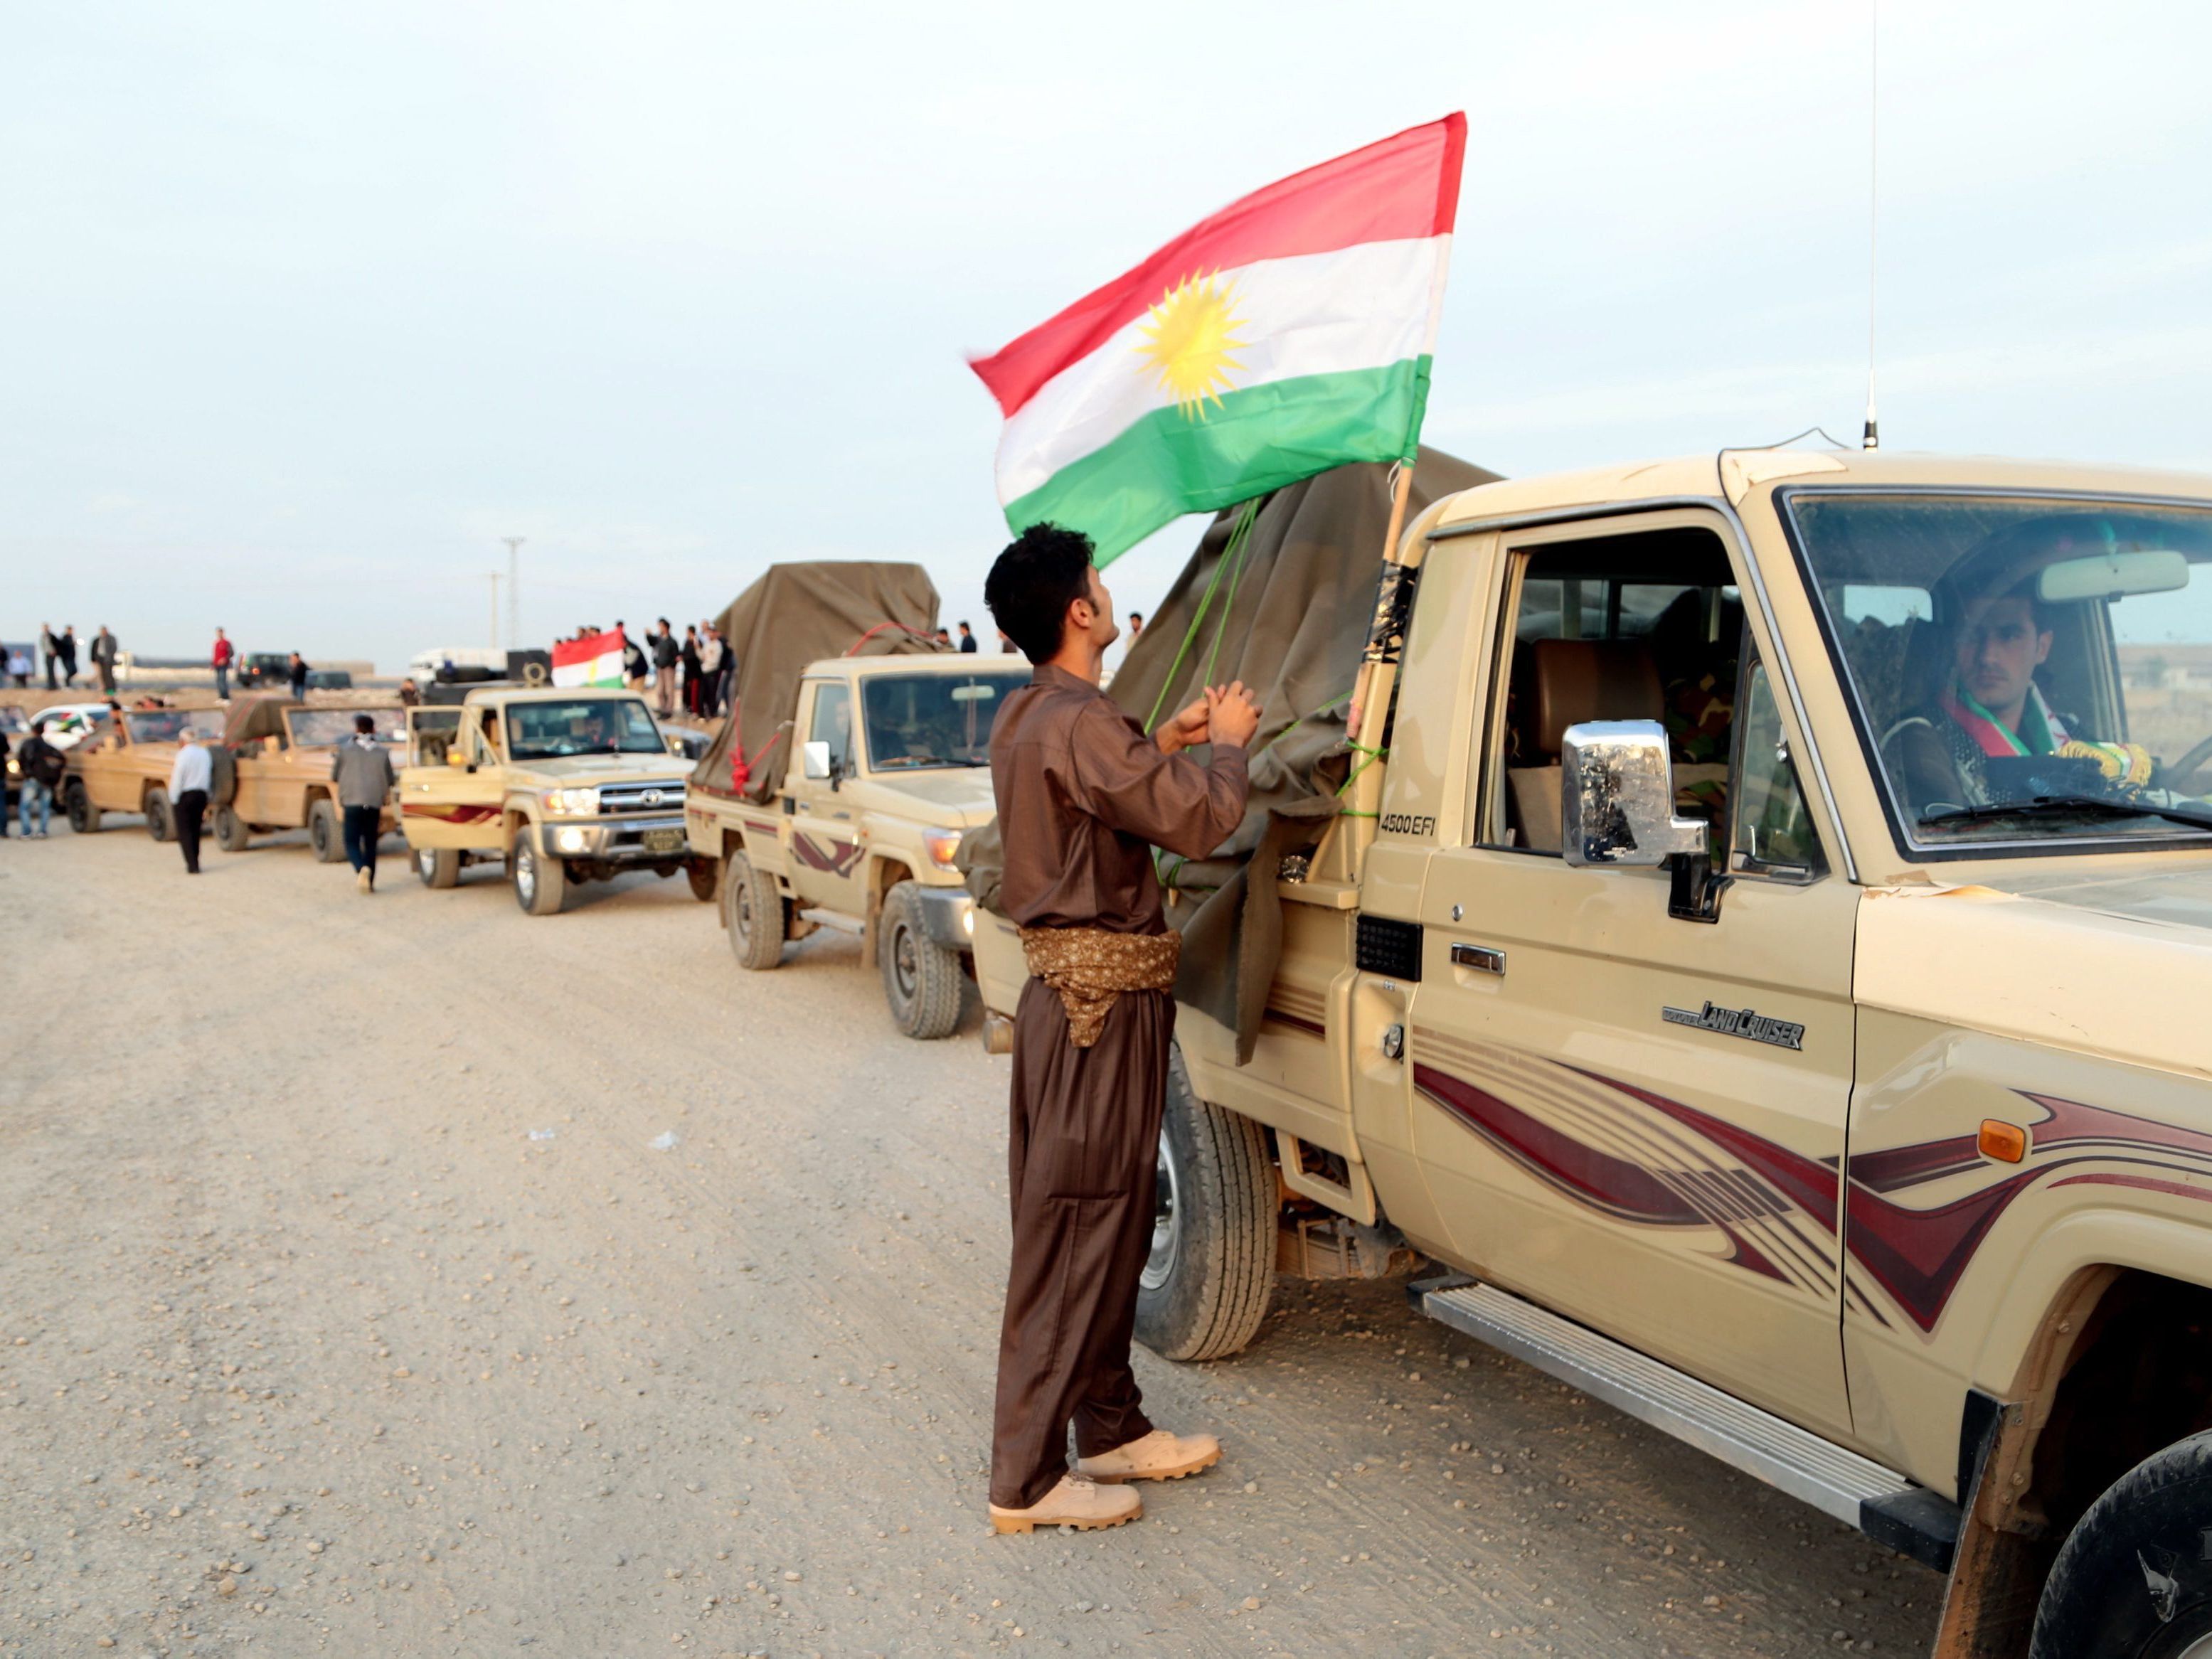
[1883,564,2151,814]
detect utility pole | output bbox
[502,536,526,650]
[489,573,502,649]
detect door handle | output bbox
[1450,942,1506,976]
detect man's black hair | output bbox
[985,522,1095,663]
[354,713,376,733]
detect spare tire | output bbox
[209,745,238,806]
[522,660,549,687]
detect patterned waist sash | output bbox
[1019,927,1180,1049]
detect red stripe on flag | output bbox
[552,629,624,669]
[971,114,1464,420]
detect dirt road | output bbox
[0,824,1942,1657]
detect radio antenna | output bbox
[1862,0,1881,450]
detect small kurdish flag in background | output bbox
[551,628,627,688]
[971,114,1465,565]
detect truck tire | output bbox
[308,798,344,863]
[209,745,237,806]
[2031,1429,2212,1658]
[686,858,718,902]
[513,834,567,916]
[145,786,174,843]
[722,850,785,970]
[417,846,461,889]
[1135,1044,1279,1362]
[879,880,963,1040]
[214,805,250,853]
[65,781,102,834]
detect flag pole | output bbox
[1316,461,1419,885]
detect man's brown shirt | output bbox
[989,664,1249,935]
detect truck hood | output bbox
[518,753,693,787]
[1854,867,2212,1081]
[856,768,998,826]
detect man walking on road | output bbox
[331,713,395,894]
[16,722,64,837]
[652,619,678,717]
[168,732,213,874]
[979,522,1258,1535]
[287,652,309,698]
[211,628,233,700]
[90,626,119,693]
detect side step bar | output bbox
[1409,1275,1960,1572]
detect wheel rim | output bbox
[733,882,752,944]
[1141,1127,1181,1293]
[890,919,920,1003]
[418,848,435,882]
[516,846,536,905]
[2174,1630,2212,1659]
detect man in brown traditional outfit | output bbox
[982,522,1260,1534]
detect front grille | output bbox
[600,781,687,815]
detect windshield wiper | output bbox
[1921,794,2212,833]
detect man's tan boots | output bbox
[989,1475,1141,1535]
[1075,1429,1222,1485]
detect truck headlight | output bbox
[545,787,600,816]
[923,828,962,869]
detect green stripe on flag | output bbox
[1004,357,1430,565]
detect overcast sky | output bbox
[6,1,2209,671]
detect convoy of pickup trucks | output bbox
[38,449,2212,1656]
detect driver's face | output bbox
[1955,594,2051,720]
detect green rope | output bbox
[1142,498,1260,733]
[1199,508,1258,690]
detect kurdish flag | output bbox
[551,628,627,688]
[972,114,1464,565]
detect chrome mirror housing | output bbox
[1560,720,1707,869]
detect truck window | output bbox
[1730,659,1824,878]
[1485,526,1741,853]
[809,682,855,777]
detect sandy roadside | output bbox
[0,821,1940,1658]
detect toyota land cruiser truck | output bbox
[61,705,226,839]
[687,653,1028,1038]
[971,450,2212,1657]
[398,685,697,916]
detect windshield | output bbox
[288,708,403,747]
[504,698,664,760]
[1791,494,2212,849]
[861,671,1029,770]
[123,709,226,744]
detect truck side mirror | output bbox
[802,740,832,782]
[1560,720,1727,922]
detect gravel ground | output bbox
[0,821,1944,1657]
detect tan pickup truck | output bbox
[398,686,696,915]
[208,699,406,858]
[688,653,1028,1037]
[974,451,2212,1656]
[60,705,226,839]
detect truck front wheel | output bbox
[2031,1429,2212,1658]
[879,880,963,1040]
[308,798,344,863]
[213,804,249,852]
[144,786,174,843]
[723,850,785,969]
[417,846,460,889]
[1134,1045,1278,1362]
[513,836,568,916]
[686,858,718,902]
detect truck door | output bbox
[785,678,868,915]
[1405,511,1857,1439]
[398,705,505,851]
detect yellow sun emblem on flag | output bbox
[1135,271,1249,419]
